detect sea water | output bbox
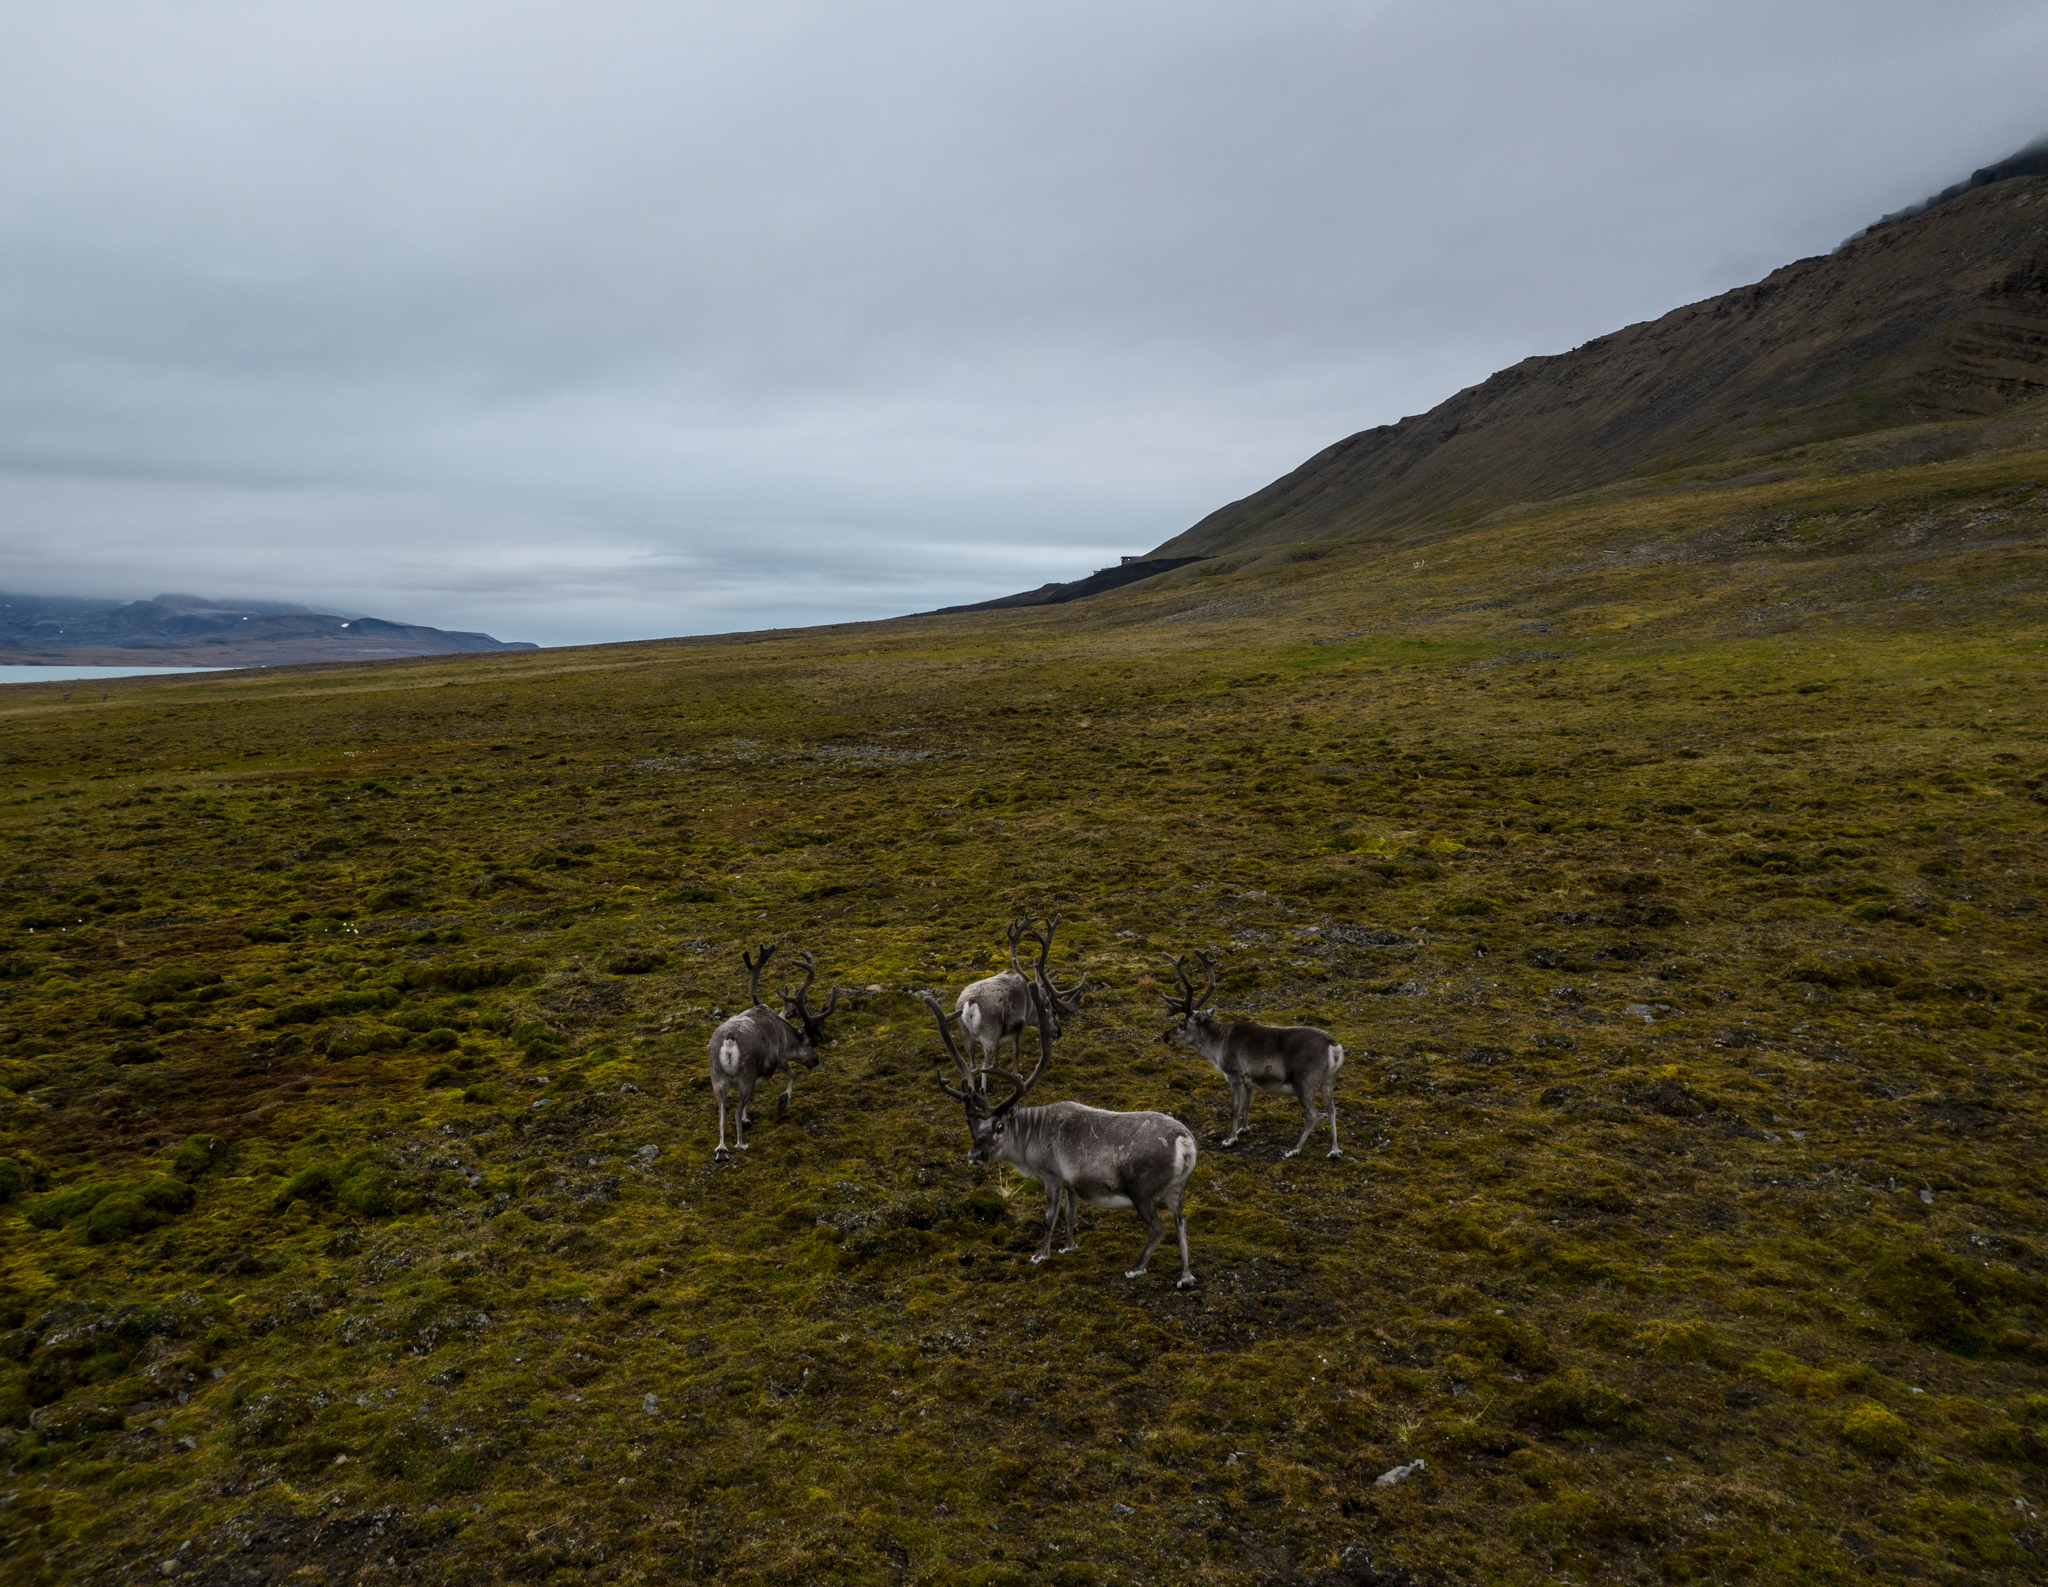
[0,665,232,685]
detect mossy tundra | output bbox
[1,445,2046,1583]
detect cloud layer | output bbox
[4,1,2044,645]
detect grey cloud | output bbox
[3,1,2045,645]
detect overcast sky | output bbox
[2,2,2043,646]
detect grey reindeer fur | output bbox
[1161,950,1345,1159]
[705,944,840,1159]
[925,983,1197,1288]
[953,913,1089,1090]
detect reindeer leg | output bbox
[777,1063,793,1113]
[1126,1200,1165,1279]
[714,1089,731,1161]
[1326,1080,1343,1159]
[1221,1078,1249,1147]
[732,1081,751,1150]
[1283,1078,1320,1159]
[1169,1190,1195,1288]
[1059,1188,1081,1255]
[1031,1180,1062,1264]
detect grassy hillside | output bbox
[2,446,2046,1584]
[1153,176,2048,561]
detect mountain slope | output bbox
[1153,173,2048,560]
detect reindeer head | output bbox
[774,950,841,1067]
[924,983,1052,1163]
[1159,950,1218,1046]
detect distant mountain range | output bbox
[0,592,537,668]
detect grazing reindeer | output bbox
[925,983,1197,1288]
[1160,951,1344,1159]
[706,945,841,1159]
[954,913,1091,1090]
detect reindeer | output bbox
[705,945,841,1159]
[1160,950,1344,1159]
[953,913,1090,1090]
[925,983,1197,1288]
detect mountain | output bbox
[0,591,537,667]
[932,555,1208,613]
[1149,162,2048,562]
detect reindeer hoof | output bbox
[714,1146,730,1161]
[1281,1147,1301,1160]
[776,1094,789,1113]
[1328,1148,1344,1159]
[1029,1253,1048,1266]
[1176,1273,1197,1289]
[1124,1267,1147,1280]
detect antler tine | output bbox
[989,981,1057,1115]
[786,949,818,1016]
[1194,949,1218,1006]
[1005,918,1025,974]
[917,990,977,1101]
[1024,914,1053,977]
[743,942,777,1007]
[1163,952,1194,1010]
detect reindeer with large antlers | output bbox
[1160,950,1345,1159]
[953,913,1090,1092]
[925,982,1197,1288]
[705,944,842,1159]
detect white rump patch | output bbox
[1328,1043,1346,1071]
[718,1039,743,1076]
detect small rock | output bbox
[619,1081,642,1094]
[1375,1459,1425,1487]
[531,1099,548,1110]
[1920,1188,1935,1205]
[634,1144,661,1165]
[1111,1501,1135,1515]
[642,1392,659,1414]
[866,984,884,993]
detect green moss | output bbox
[1838,1399,1913,1457]
[1513,1370,1646,1435]
[1865,1247,2036,1355]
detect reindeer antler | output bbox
[781,950,842,1035]
[1193,949,1218,1007]
[1163,952,1197,1013]
[985,982,1055,1116]
[780,949,818,1015]
[919,990,978,1107]
[1004,918,1025,974]
[742,943,777,1007]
